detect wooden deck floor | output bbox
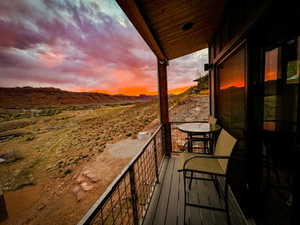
[143,156,249,225]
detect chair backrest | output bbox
[214,129,237,172]
[208,115,217,125]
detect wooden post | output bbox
[153,138,159,183]
[157,59,172,156]
[0,189,8,222]
[129,166,139,225]
[208,45,215,116]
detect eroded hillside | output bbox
[0,91,208,225]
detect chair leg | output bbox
[188,134,192,152]
[212,175,221,198]
[202,139,206,153]
[225,179,231,225]
[189,171,194,189]
[183,171,187,225]
[209,138,213,154]
[183,141,188,152]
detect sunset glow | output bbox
[0,0,208,95]
[77,85,192,96]
[264,48,279,81]
[168,86,192,95]
[220,81,245,90]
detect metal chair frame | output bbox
[179,154,232,225]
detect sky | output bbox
[0,0,208,96]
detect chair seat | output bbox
[178,152,225,175]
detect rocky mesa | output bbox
[0,87,156,109]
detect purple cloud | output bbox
[0,0,207,95]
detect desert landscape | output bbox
[0,87,208,225]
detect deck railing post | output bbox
[129,165,139,225]
[153,137,160,183]
[157,59,172,156]
[0,189,8,222]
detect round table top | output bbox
[176,122,221,134]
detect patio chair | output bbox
[178,129,237,225]
[262,130,295,205]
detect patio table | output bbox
[177,122,221,153]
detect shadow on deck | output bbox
[143,156,249,225]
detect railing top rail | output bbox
[77,124,163,225]
[170,120,208,124]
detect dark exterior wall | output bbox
[208,0,266,213]
[210,0,267,59]
[209,0,300,221]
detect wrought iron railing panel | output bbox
[89,173,134,225]
[155,128,164,167]
[134,140,156,219]
[78,125,164,225]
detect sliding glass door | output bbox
[215,43,247,209]
[261,37,299,225]
[216,45,246,139]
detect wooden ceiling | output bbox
[117,0,225,60]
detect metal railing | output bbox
[78,125,165,225]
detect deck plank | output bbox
[152,157,175,225]
[165,158,180,225]
[143,156,248,225]
[142,157,170,225]
[177,167,184,225]
[188,174,203,225]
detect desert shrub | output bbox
[0,121,35,132]
[39,108,62,116]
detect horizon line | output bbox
[0,85,193,96]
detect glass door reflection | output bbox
[261,37,299,225]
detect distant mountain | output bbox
[0,87,156,109]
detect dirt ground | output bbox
[0,95,208,225]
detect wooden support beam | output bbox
[157,59,172,156]
[208,45,215,116]
[116,0,167,61]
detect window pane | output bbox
[264,40,299,127]
[264,48,280,122]
[216,46,245,138]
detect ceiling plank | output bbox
[116,0,167,60]
[117,0,225,60]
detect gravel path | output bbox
[170,95,209,121]
[106,134,151,158]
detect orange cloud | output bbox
[73,88,111,94]
[265,48,278,81]
[220,81,244,90]
[265,71,277,81]
[168,86,191,95]
[74,85,192,96]
[90,89,112,95]
[116,87,156,96]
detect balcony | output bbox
[78,122,248,225]
[75,1,299,225]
